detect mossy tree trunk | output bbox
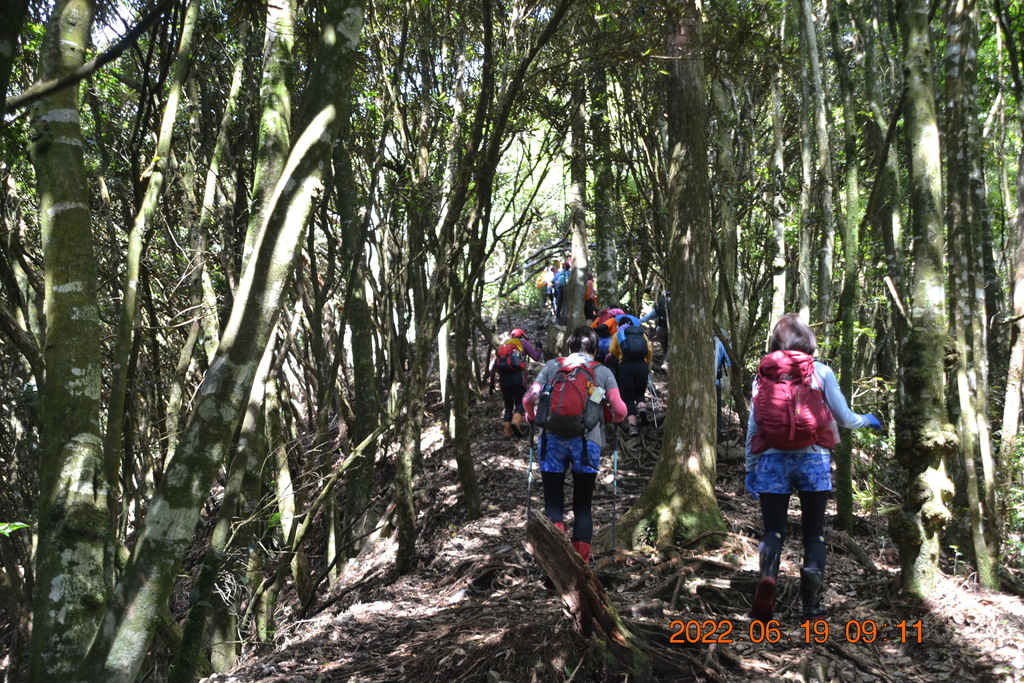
[889,0,956,598]
[614,2,726,551]
[27,0,110,677]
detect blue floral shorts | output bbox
[755,451,832,493]
[538,434,601,474]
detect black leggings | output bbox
[617,360,648,416]
[758,491,829,571]
[501,383,526,421]
[541,471,598,542]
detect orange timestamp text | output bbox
[668,618,924,645]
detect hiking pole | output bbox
[526,422,535,521]
[647,377,661,429]
[611,425,620,549]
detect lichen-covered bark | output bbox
[615,3,725,551]
[26,0,111,677]
[890,0,956,598]
[76,2,366,680]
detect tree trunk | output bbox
[889,0,956,598]
[590,54,618,307]
[830,0,862,531]
[801,0,835,335]
[943,0,998,588]
[27,0,111,678]
[614,3,726,550]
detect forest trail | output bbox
[206,316,1024,683]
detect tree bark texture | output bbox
[27,0,111,677]
[889,0,956,598]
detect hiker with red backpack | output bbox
[746,314,882,623]
[523,326,627,562]
[489,329,542,439]
[608,315,652,437]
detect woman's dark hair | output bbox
[567,326,599,355]
[768,313,817,355]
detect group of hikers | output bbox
[490,294,883,623]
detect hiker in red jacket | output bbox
[745,314,882,623]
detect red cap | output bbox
[511,328,527,339]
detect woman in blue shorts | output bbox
[745,314,881,622]
[524,326,626,562]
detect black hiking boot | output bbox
[752,549,781,622]
[800,568,828,620]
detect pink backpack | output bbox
[751,350,837,452]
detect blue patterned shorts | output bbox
[755,451,832,493]
[538,434,601,474]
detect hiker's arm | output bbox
[818,363,871,429]
[522,338,542,360]
[523,382,542,421]
[607,387,627,423]
[745,380,759,470]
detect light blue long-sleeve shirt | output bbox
[745,360,872,472]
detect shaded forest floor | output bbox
[206,313,1024,683]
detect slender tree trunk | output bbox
[245,0,296,265]
[830,0,862,531]
[801,0,835,333]
[28,0,110,677]
[104,0,201,524]
[590,56,617,306]
[943,0,998,588]
[615,3,725,549]
[889,0,956,598]
[770,19,787,325]
[797,21,813,321]
[566,76,589,335]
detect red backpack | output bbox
[750,350,837,453]
[496,337,526,372]
[535,359,602,438]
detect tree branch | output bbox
[3,0,175,116]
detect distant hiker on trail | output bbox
[584,273,598,321]
[590,306,624,365]
[489,328,542,439]
[745,313,882,624]
[523,326,627,563]
[639,290,670,365]
[553,261,571,324]
[540,264,557,313]
[609,315,652,437]
[715,333,731,434]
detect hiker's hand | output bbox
[745,472,759,500]
[865,414,883,430]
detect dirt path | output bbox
[208,326,1024,682]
